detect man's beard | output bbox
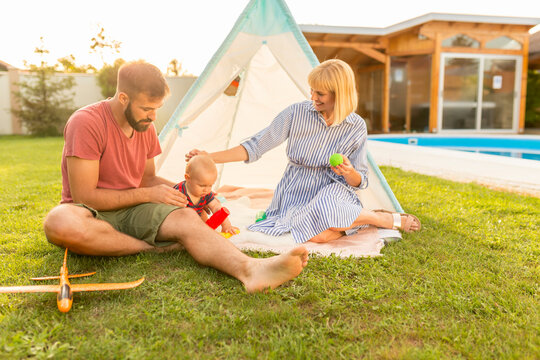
[125,102,152,132]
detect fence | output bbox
[0,70,196,135]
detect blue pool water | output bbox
[368,135,540,161]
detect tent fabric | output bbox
[157,0,403,215]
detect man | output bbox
[43,61,308,293]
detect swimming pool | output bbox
[368,135,540,161]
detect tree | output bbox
[88,26,124,98]
[11,39,76,136]
[96,58,126,98]
[525,70,540,128]
[90,26,122,67]
[167,59,183,76]
[167,59,191,76]
[57,55,96,74]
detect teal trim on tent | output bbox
[275,0,320,68]
[243,0,293,36]
[242,0,320,68]
[159,0,319,141]
[158,0,403,213]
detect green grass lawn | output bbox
[0,135,538,359]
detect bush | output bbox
[96,58,125,98]
[11,64,76,136]
[525,70,540,128]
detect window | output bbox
[223,76,241,96]
[442,34,480,48]
[485,36,522,50]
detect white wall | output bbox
[0,71,197,135]
[0,72,11,134]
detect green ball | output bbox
[329,153,343,167]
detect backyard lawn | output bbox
[0,136,538,359]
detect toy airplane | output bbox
[0,249,144,313]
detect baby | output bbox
[174,155,238,235]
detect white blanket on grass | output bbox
[222,196,400,258]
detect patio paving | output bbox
[368,140,540,198]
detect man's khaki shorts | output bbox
[77,203,180,247]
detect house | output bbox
[301,13,540,133]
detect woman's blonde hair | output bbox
[308,59,357,125]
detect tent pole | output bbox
[215,62,253,189]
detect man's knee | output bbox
[159,207,205,240]
[43,204,91,246]
[170,207,201,222]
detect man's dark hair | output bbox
[117,60,170,99]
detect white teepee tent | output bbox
[157,0,403,213]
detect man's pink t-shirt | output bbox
[61,100,161,203]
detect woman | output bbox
[186,59,420,243]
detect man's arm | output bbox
[139,157,176,188]
[67,157,187,211]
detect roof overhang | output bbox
[0,60,16,71]
[300,12,540,36]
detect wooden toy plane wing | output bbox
[70,277,145,292]
[0,285,59,293]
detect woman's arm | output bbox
[186,104,295,165]
[331,120,369,189]
[185,145,248,164]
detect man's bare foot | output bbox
[243,246,309,293]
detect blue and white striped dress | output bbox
[241,100,369,243]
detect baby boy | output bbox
[174,155,238,235]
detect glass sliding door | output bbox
[439,54,521,132]
[357,69,383,132]
[481,59,516,130]
[388,55,432,132]
[389,59,407,131]
[440,57,479,130]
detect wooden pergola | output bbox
[530,31,540,70]
[301,13,540,133]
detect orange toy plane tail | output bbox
[0,248,144,313]
[31,249,96,280]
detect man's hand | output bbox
[148,184,188,207]
[185,149,208,162]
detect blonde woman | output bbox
[187,59,420,243]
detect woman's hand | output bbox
[330,154,363,187]
[185,149,208,162]
[330,154,355,176]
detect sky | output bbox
[2,0,539,75]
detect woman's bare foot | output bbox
[376,211,421,232]
[242,246,309,293]
[309,229,344,243]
